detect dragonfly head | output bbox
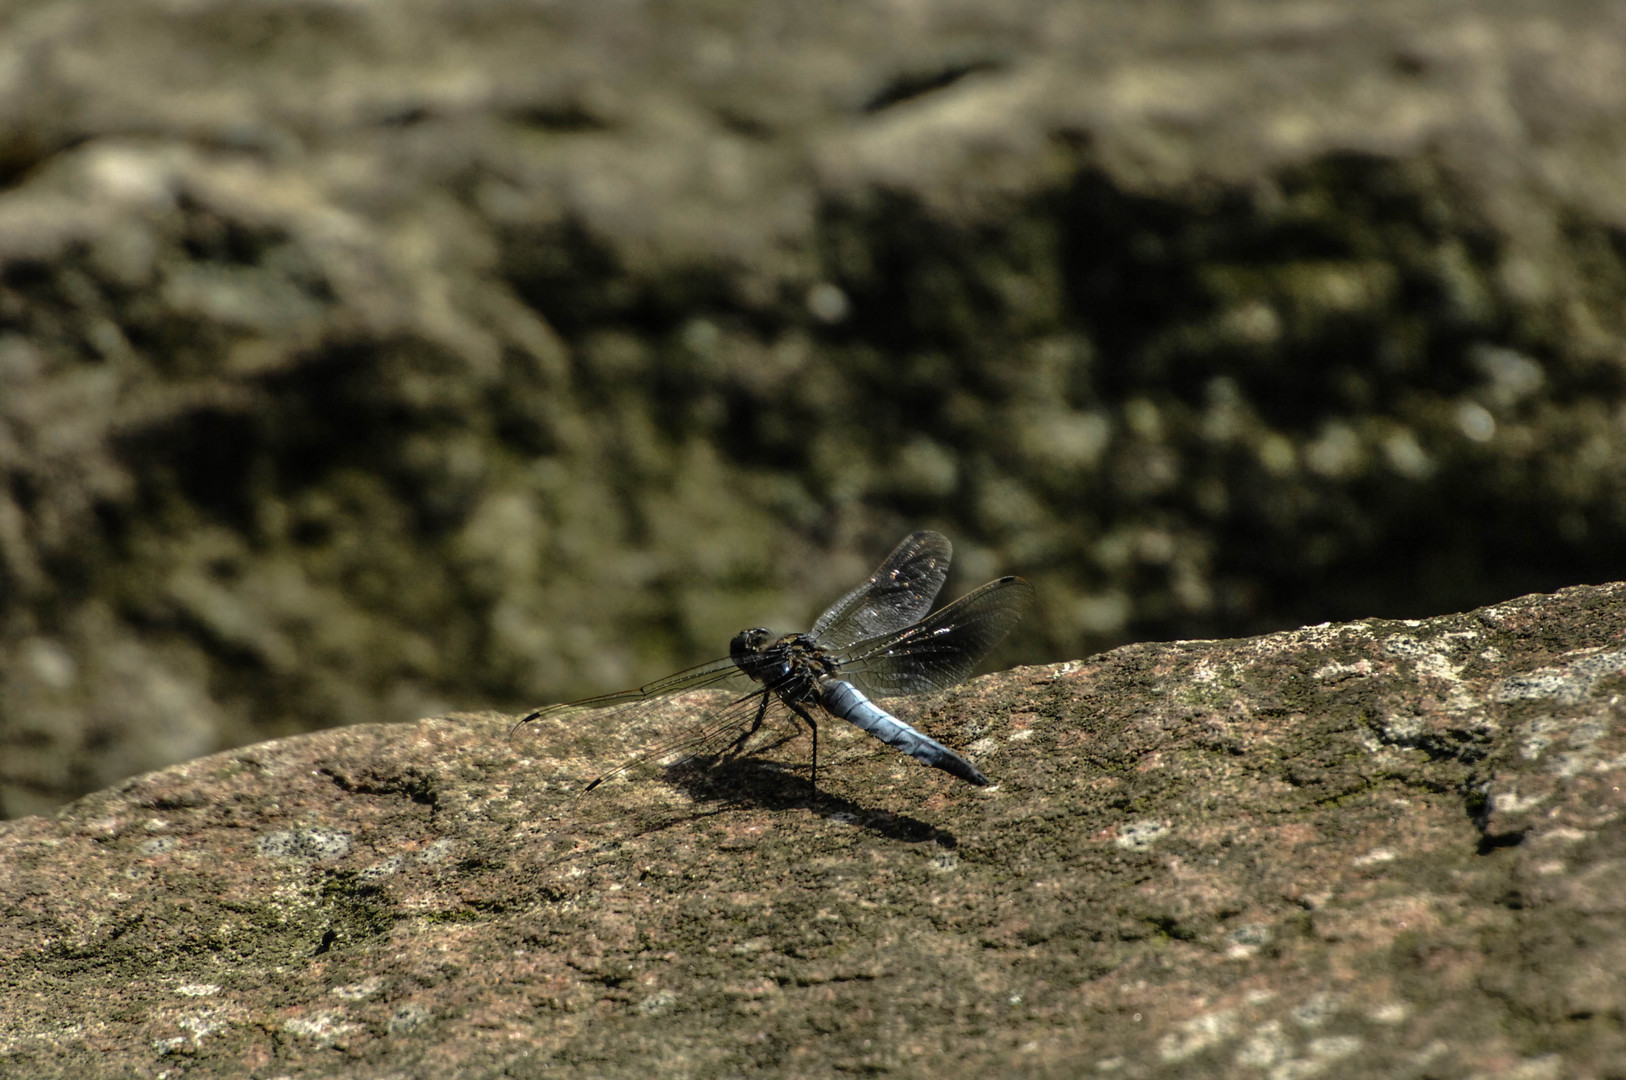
[730,627,773,660]
[730,626,784,684]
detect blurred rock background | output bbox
[2,0,1624,817]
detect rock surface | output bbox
[6,0,1626,817]
[3,581,1624,1077]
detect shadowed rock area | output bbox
[6,0,1626,817]
[3,581,1623,1077]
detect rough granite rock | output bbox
[2,581,1624,1078]
[6,0,1626,818]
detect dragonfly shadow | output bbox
[663,756,965,849]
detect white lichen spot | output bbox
[331,977,384,1000]
[1311,659,1373,682]
[1382,634,1427,658]
[639,990,678,1016]
[1550,752,1589,779]
[359,855,406,880]
[1368,1001,1409,1024]
[282,1013,360,1045]
[1226,924,1273,959]
[1307,1035,1363,1062]
[1378,713,1424,742]
[1115,819,1171,850]
[1495,648,1626,705]
[1519,718,1560,760]
[1237,1021,1360,1078]
[1235,1020,1290,1068]
[84,816,124,837]
[156,1010,224,1053]
[1159,1009,1238,1062]
[388,1004,431,1033]
[174,983,220,997]
[1490,788,1547,815]
[257,828,351,862]
[1530,827,1589,847]
[1293,992,1342,1028]
[1413,652,1460,682]
[417,838,456,863]
[177,1013,222,1045]
[1352,848,1396,868]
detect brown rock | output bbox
[8,0,1626,821]
[3,582,1623,1076]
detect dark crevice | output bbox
[1364,723,1495,765]
[1476,830,1526,856]
[861,59,1003,114]
[320,766,440,810]
[504,101,613,133]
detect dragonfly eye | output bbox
[730,628,773,660]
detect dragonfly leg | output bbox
[724,694,772,761]
[783,700,822,792]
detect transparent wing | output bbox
[836,576,1035,697]
[513,660,805,791]
[512,656,747,734]
[810,530,954,650]
[580,690,792,791]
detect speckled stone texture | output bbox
[2,581,1623,1077]
[6,0,1626,819]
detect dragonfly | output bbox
[513,530,1034,793]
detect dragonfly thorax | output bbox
[729,628,839,703]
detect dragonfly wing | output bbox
[513,659,802,790]
[810,530,953,650]
[838,575,1035,696]
[513,656,745,731]
[576,688,785,791]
